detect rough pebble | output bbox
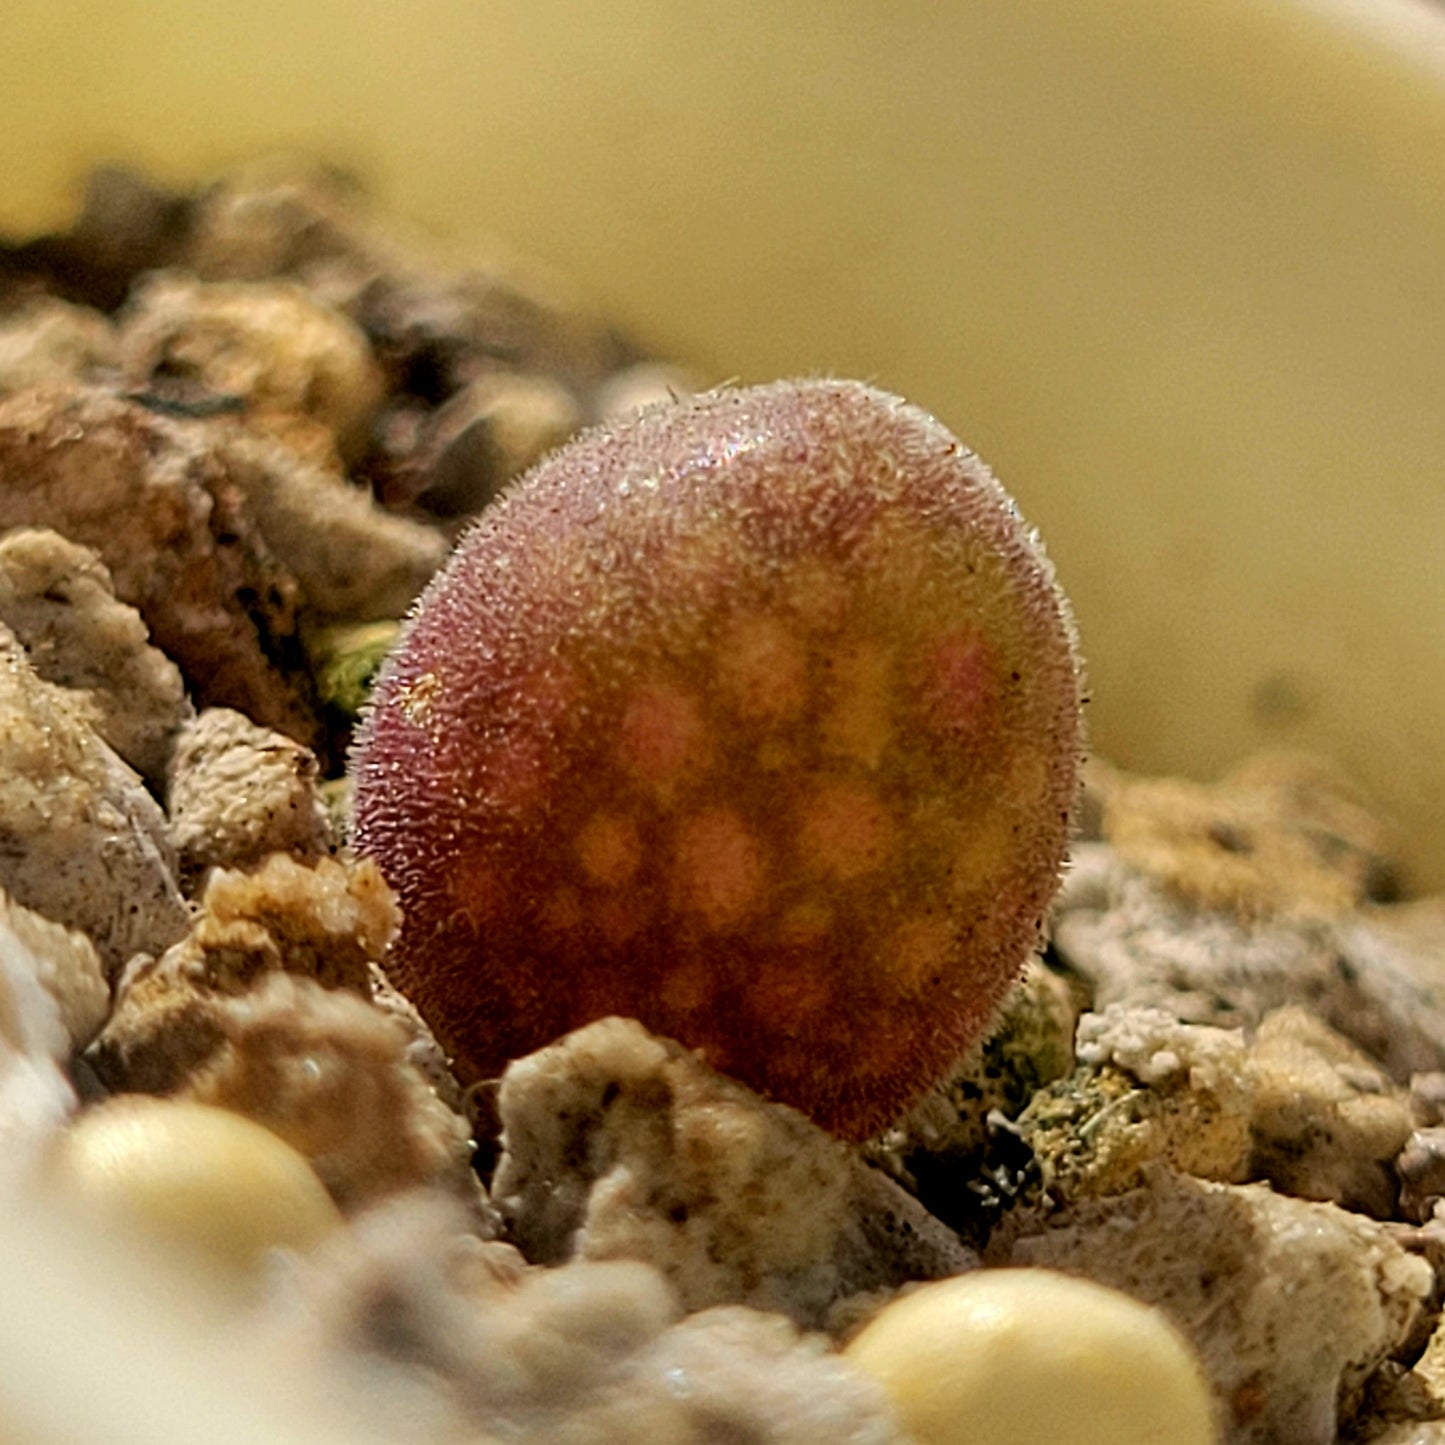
[0,297,118,393]
[1076,1001,1251,1105]
[1054,843,1445,1080]
[999,1168,1433,1445]
[0,527,191,789]
[207,429,446,619]
[167,708,332,887]
[183,972,478,1214]
[382,370,581,518]
[0,625,188,977]
[88,852,395,1093]
[118,271,384,463]
[1011,1036,1254,1208]
[0,384,316,740]
[1247,1005,1413,1218]
[493,1016,974,1329]
[1099,751,1395,919]
[262,1192,907,1445]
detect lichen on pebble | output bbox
[352,379,1083,1138]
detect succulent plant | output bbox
[350,379,1083,1138]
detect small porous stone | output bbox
[1247,1005,1413,1218]
[0,625,188,978]
[167,708,332,887]
[367,962,466,1114]
[1054,843,1445,1081]
[183,972,478,1214]
[1076,1002,1251,1105]
[261,1192,906,1445]
[208,430,446,619]
[0,297,118,393]
[387,371,582,518]
[1000,1168,1433,1445]
[87,852,395,1094]
[0,527,191,789]
[492,1016,974,1328]
[1100,751,1396,919]
[119,272,384,463]
[0,384,317,741]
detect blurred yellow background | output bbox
[5,0,1445,885]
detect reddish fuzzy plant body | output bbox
[351,380,1083,1138]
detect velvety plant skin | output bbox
[350,380,1083,1139]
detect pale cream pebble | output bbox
[0,626,189,979]
[1247,1005,1413,1218]
[44,1096,341,1285]
[492,1017,973,1330]
[1053,842,1445,1081]
[119,271,384,460]
[1000,1168,1433,1445]
[209,429,447,619]
[167,708,332,887]
[0,527,191,789]
[0,1187,376,1445]
[260,1191,906,1445]
[844,1268,1217,1445]
[0,889,109,1053]
[0,296,119,392]
[88,852,396,1095]
[184,972,479,1215]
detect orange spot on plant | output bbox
[715,613,810,724]
[575,812,644,888]
[616,682,710,795]
[350,380,1083,1139]
[671,807,766,932]
[797,778,895,882]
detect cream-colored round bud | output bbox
[844,1268,1217,1445]
[46,1096,341,1283]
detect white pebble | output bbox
[46,1096,341,1284]
[844,1268,1217,1445]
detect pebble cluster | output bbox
[1,162,1445,1445]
